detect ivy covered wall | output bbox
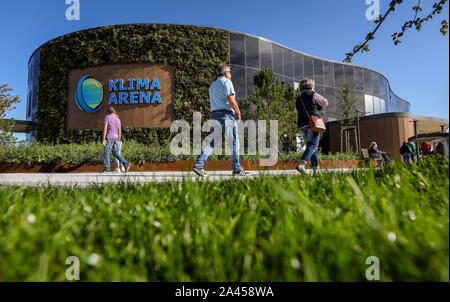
[36,24,229,144]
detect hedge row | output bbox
[0,141,360,165]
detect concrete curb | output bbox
[0,168,361,188]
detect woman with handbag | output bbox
[294,78,328,174]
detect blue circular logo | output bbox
[75,75,103,113]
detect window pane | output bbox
[315,84,324,96]
[304,56,313,78]
[283,49,293,78]
[355,91,365,114]
[230,33,245,66]
[380,98,386,113]
[245,36,259,68]
[373,75,386,100]
[344,65,354,87]
[294,53,303,80]
[282,76,294,89]
[334,63,344,87]
[335,87,343,115]
[272,44,283,75]
[246,67,258,95]
[231,65,246,101]
[313,59,324,85]
[260,40,272,69]
[365,94,374,115]
[325,86,336,119]
[354,67,364,91]
[363,70,374,95]
[323,61,334,87]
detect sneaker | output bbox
[100,170,112,174]
[120,166,125,172]
[232,169,250,176]
[192,167,208,177]
[113,168,121,173]
[124,164,131,172]
[295,164,307,175]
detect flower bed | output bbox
[0,141,369,172]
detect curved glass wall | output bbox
[26,50,40,140]
[229,31,410,121]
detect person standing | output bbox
[102,106,130,173]
[421,141,432,156]
[407,141,417,163]
[295,78,328,174]
[400,142,412,163]
[192,63,249,177]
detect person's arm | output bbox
[102,123,108,146]
[313,93,329,108]
[227,94,241,121]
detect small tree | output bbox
[334,84,358,126]
[241,68,299,152]
[0,84,21,145]
[333,84,361,153]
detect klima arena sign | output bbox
[67,64,174,130]
[75,75,163,113]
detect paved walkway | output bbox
[0,169,358,188]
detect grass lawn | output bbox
[0,157,448,281]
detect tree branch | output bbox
[344,0,448,63]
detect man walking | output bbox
[102,106,130,173]
[192,63,249,177]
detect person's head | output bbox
[369,141,377,149]
[403,142,408,147]
[299,78,315,92]
[108,106,116,115]
[217,63,231,79]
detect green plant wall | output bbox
[36,24,229,144]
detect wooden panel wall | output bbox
[329,117,415,162]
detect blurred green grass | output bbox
[0,157,448,281]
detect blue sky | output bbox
[1,0,449,125]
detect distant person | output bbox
[294,78,328,174]
[407,141,417,163]
[112,113,125,173]
[435,141,445,156]
[431,141,438,153]
[192,63,249,177]
[421,141,432,156]
[368,142,391,164]
[102,106,130,173]
[400,142,412,163]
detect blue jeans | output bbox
[300,127,320,168]
[402,153,411,163]
[381,154,391,163]
[114,141,123,168]
[104,138,128,172]
[194,111,242,171]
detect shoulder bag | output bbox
[300,93,326,133]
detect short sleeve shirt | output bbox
[209,76,235,112]
[104,114,121,139]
